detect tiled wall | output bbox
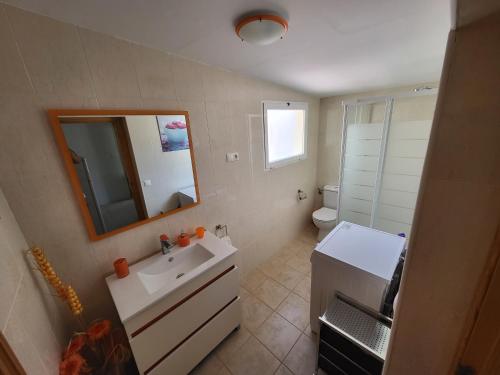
[0,188,62,374]
[0,3,319,331]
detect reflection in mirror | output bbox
[53,112,199,239]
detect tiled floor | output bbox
[190,228,318,375]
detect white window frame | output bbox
[263,101,308,170]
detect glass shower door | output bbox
[371,95,436,236]
[337,99,392,227]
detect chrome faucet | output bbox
[160,234,175,255]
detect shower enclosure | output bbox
[337,90,437,237]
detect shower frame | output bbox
[337,88,438,231]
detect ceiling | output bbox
[3,0,451,97]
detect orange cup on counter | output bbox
[177,233,191,247]
[113,258,129,279]
[195,226,206,239]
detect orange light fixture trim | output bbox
[235,14,288,45]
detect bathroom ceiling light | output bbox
[235,14,288,46]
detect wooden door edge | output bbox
[0,332,25,375]
[449,224,500,374]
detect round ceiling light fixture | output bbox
[235,14,288,45]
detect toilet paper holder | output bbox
[298,189,308,201]
[215,224,228,238]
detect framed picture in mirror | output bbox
[48,109,200,241]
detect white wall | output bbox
[0,3,319,331]
[126,115,196,216]
[0,188,63,374]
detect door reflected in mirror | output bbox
[49,110,199,241]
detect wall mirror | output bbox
[48,110,199,241]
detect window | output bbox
[263,101,308,169]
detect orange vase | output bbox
[113,258,129,278]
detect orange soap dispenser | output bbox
[177,231,190,247]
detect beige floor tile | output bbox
[259,259,286,278]
[282,242,304,255]
[284,334,317,375]
[294,237,315,252]
[303,324,314,338]
[276,245,299,259]
[298,235,317,247]
[276,293,310,330]
[259,256,287,277]
[215,326,251,363]
[224,336,280,375]
[294,248,312,262]
[270,264,304,291]
[298,226,318,245]
[286,256,311,275]
[240,286,251,301]
[242,295,273,333]
[255,312,301,360]
[190,353,231,375]
[274,364,294,375]
[293,276,311,302]
[241,269,268,293]
[253,278,290,309]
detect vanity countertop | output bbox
[105,232,238,323]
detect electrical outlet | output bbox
[226,152,239,162]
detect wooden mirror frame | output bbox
[48,109,200,241]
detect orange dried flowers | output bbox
[59,353,86,375]
[87,319,111,342]
[64,334,87,359]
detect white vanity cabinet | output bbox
[106,233,241,375]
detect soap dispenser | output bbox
[177,231,190,247]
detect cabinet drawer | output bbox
[148,297,241,375]
[318,354,347,375]
[320,325,383,375]
[131,266,239,372]
[319,340,370,375]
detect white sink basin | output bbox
[138,244,214,294]
[105,231,238,323]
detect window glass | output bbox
[264,102,308,169]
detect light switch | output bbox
[143,179,152,187]
[226,152,239,162]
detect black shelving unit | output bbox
[316,295,392,375]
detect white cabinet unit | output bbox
[106,233,240,374]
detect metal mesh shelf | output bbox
[320,297,391,361]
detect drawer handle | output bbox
[132,265,236,337]
[144,296,239,374]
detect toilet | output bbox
[312,185,338,241]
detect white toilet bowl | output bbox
[312,207,337,241]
